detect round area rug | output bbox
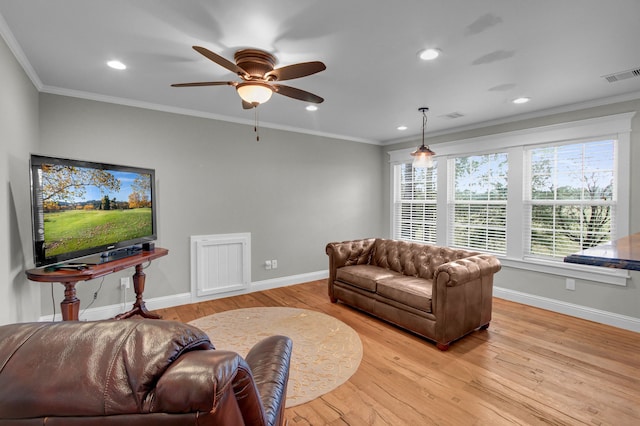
[189,307,363,407]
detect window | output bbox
[525,140,616,258]
[392,161,437,243]
[449,153,508,253]
[388,113,632,285]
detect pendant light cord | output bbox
[254,106,260,142]
[421,107,428,147]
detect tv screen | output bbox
[30,155,157,267]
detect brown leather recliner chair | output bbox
[0,319,292,425]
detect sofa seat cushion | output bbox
[377,276,433,313]
[336,265,401,292]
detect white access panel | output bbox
[190,233,251,298]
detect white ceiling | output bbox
[1,0,640,144]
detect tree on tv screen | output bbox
[128,175,151,208]
[41,164,121,207]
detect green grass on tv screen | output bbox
[44,208,153,257]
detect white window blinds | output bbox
[392,162,438,243]
[524,139,617,258]
[449,153,508,253]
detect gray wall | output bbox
[37,94,384,315]
[383,100,640,321]
[0,34,40,323]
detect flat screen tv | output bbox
[30,154,157,267]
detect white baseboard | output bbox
[40,271,329,322]
[188,270,329,304]
[494,286,640,333]
[251,270,328,292]
[46,275,639,334]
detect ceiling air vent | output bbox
[603,67,640,83]
[440,112,465,119]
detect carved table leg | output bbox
[60,282,80,321]
[115,263,161,320]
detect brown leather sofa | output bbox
[326,238,501,350]
[0,319,292,425]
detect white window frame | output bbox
[389,112,634,286]
[392,162,438,244]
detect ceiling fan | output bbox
[172,46,326,109]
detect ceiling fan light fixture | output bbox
[410,107,436,168]
[236,82,273,105]
[172,46,325,112]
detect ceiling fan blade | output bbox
[192,46,249,78]
[171,81,235,87]
[273,84,324,103]
[266,61,326,81]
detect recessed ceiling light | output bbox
[397,125,408,131]
[512,97,530,104]
[305,105,318,111]
[418,48,441,61]
[107,60,126,70]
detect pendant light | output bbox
[410,107,435,168]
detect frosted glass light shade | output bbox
[237,83,273,105]
[412,153,434,168]
[411,145,435,168]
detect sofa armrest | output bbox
[325,238,376,269]
[326,239,376,302]
[153,349,243,413]
[154,336,292,426]
[434,254,501,287]
[432,254,501,347]
[245,335,293,426]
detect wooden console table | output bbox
[26,247,168,321]
[564,233,640,271]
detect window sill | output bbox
[498,256,630,286]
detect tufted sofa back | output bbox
[371,239,478,279]
[325,238,480,280]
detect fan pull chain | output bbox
[254,106,260,142]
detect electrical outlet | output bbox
[272,259,278,269]
[120,277,130,289]
[265,260,272,270]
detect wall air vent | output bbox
[602,67,640,83]
[439,112,465,119]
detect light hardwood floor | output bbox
[153,280,640,425]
